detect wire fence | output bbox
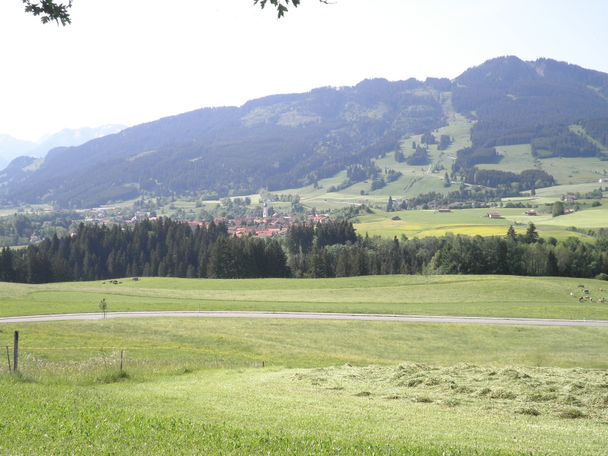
[1,344,267,377]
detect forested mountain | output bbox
[0,79,444,207]
[453,56,608,153]
[2,56,608,208]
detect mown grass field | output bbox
[3,364,608,455]
[1,316,608,455]
[2,275,608,320]
[2,273,608,454]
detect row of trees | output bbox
[288,226,608,279]
[532,129,600,158]
[450,145,556,192]
[459,168,555,191]
[0,218,606,284]
[0,218,288,283]
[286,220,357,255]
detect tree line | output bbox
[288,224,608,279]
[0,218,288,283]
[0,218,606,284]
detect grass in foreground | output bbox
[2,275,608,320]
[1,361,607,455]
[2,318,608,381]
[0,318,607,455]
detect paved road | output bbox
[1,311,608,327]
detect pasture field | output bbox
[353,206,608,240]
[478,144,538,174]
[540,157,608,185]
[534,182,607,198]
[2,275,608,320]
[477,144,608,186]
[1,317,608,455]
[2,318,608,374]
[2,273,608,455]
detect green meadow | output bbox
[477,144,608,186]
[1,316,608,455]
[353,205,608,240]
[2,275,608,320]
[2,274,608,454]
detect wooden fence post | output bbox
[13,331,19,372]
[5,345,10,372]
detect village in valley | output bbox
[82,200,331,239]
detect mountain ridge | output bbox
[2,56,607,208]
[0,125,126,171]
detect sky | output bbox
[1,0,607,141]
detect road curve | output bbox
[1,311,608,327]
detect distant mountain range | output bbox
[1,56,607,208]
[0,125,126,170]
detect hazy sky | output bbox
[1,0,607,141]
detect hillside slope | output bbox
[2,56,608,208]
[0,80,445,207]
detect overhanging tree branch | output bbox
[22,0,327,26]
[253,0,300,18]
[254,0,334,18]
[22,0,72,25]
